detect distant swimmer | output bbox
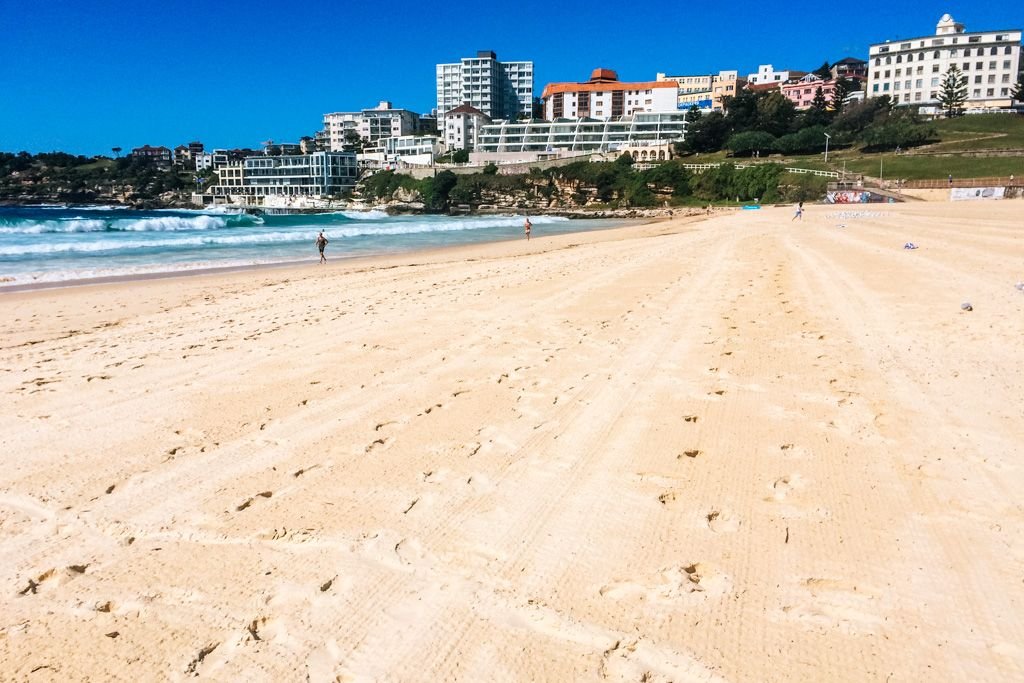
[792,201,803,221]
[524,216,532,241]
[315,231,328,263]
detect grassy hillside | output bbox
[926,114,1024,151]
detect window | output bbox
[883,83,890,91]
[873,83,879,92]
[986,88,994,96]
[885,56,892,64]
[895,68,902,77]
[988,75,995,84]
[894,82,901,90]
[884,70,891,77]
[975,75,982,84]
[963,62,970,70]
[933,65,940,73]
[915,79,922,88]
[989,61,997,70]
[973,89,981,97]
[931,77,940,86]
[896,55,903,63]
[963,48,971,56]
[1001,88,1009,96]
[990,47,998,55]
[950,49,958,57]
[976,62,983,70]
[918,53,924,61]
[1004,74,1011,83]
[915,93,922,101]
[917,66,924,74]
[933,51,940,58]
[1004,61,1013,69]
[1006,46,1014,55]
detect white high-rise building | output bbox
[867,14,1022,110]
[436,51,534,121]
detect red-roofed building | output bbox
[130,145,172,166]
[541,68,678,120]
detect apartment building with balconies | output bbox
[436,51,534,121]
[542,69,678,120]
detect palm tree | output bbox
[111,146,122,158]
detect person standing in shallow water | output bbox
[315,231,328,264]
[524,216,532,241]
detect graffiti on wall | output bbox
[950,187,1005,201]
[826,191,871,204]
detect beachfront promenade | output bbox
[1,203,1022,681]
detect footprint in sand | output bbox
[235,491,273,512]
[706,510,740,533]
[19,564,89,595]
[599,562,731,604]
[777,577,884,634]
[766,474,805,502]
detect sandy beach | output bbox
[1,202,1022,681]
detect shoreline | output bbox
[0,214,668,295]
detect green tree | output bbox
[813,61,833,80]
[725,131,777,157]
[615,151,635,167]
[775,125,828,155]
[830,78,853,114]
[1011,73,1024,103]
[680,111,729,153]
[685,105,703,124]
[111,147,121,158]
[755,91,797,137]
[937,65,967,118]
[342,129,364,151]
[860,117,935,151]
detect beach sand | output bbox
[1,202,1022,681]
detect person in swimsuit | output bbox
[524,216,532,241]
[792,201,803,221]
[316,231,328,263]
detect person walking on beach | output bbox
[524,216,532,241]
[315,231,328,264]
[792,201,803,221]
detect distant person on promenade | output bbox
[524,216,532,241]
[948,174,953,187]
[792,201,803,221]
[315,231,328,264]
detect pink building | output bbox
[782,74,836,110]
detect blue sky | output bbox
[1,1,1020,156]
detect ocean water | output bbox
[0,206,629,287]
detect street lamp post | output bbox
[823,132,831,164]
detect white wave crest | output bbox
[109,215,228,232]
[0,219,108,234]
[340,210,390,220]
